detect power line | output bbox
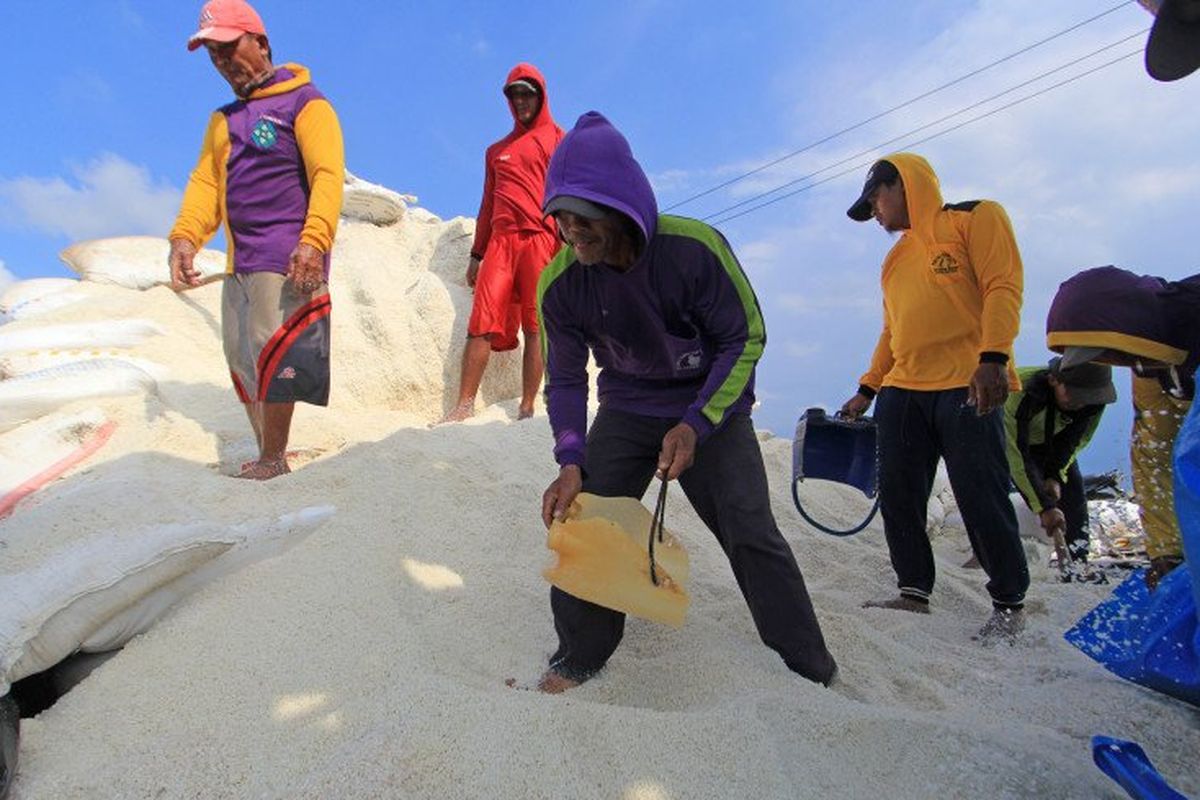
[701,29,1147,223]
[663,0,1137,212]
[707,48,1142,228]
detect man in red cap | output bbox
[169,0,344,480]
[438,64,563,423]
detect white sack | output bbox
[0,506,335,693]
[0,359,156,432]
[60,236,226,290]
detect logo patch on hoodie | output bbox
[931,252,960,275]
[676,350,704,371]
[250,118,278,150]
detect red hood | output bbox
[505,62,556,133]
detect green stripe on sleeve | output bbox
[658,215,766,424]
[536,246,577,365]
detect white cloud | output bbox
[118,0,145,30]
[777,293,875,315]
[1115,165,1200,204]
[0,153,181,242]
[781,340,822,359]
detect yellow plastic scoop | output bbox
[543,492,690,628]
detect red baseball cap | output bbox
[187,0,267,52]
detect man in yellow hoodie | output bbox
[840,154,1029,642]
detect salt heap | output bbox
[0,184,1196,799]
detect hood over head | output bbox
[503,63,555,133]
[1046,266,1191,366]
[542,111,659,247]
[880,152,943,241]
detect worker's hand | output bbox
[168,238,201,291]
[287,242,325,293]
[1042,479,1062,503]
[466,256,481,289]
[1038,508,1066,537]
[967,362,1008,415]
[840,393,872,419]
[1145,555,1183,592]
[657,422,697,481]
[542,465,582,528]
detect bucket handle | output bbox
[791,477,880,536]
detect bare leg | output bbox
[239,402,294,481]
[243,401,264,453]
[518,335,543,420]
[440,335,492,423]
[259,402,295,461]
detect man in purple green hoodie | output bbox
[532,112,836,693]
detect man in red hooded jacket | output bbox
[440,64,563,423]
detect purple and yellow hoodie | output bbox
[537,112,766,469]
[859,153,1023,395]
[170,63,345,276]
[1046,266,1200,401]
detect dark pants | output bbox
[549,409,837,685]
[875,387,1029,608]
[1026,450,1089,562]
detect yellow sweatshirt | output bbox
[860,153,1023,392]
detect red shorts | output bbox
[468,229,558,352]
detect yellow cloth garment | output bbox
[543,493,690,628]
[1131,374,1190,559]
[860,152,1023,393]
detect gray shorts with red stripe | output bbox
[222,272,331,405]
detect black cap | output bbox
[1049,356,1117,405]
[1146,0,1200,81]
[543,195,608,220]
[504,78,540,96]
[847,160,900,221]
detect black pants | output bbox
[875,387,1029,608]
[1026,450,1089,562]
[549,409,837,685]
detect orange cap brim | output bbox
[187,25,247,51]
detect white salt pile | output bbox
[0,195,1196,799]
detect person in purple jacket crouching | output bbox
[528,111,837,693]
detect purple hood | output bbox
[1046,266,1199,366]
[1047,265,1200,398]
[542,111,658,245]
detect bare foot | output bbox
[973,607,1025,646]
[504,670,582,694]
[433,402,475,426]
[517,406,534,420]
[240,449,305,474]
[237,458,291,481]
[863,595,930,614]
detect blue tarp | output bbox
[1175,386,1200,615]
[1092,736,1189,800]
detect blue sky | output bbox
[1,1,1197,479]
